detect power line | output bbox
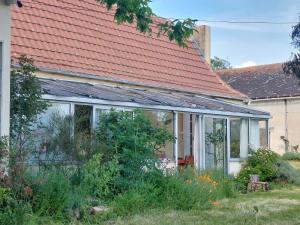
[21,0,300,26]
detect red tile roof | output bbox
[11,0,241,98]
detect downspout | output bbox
[284,99,289,152]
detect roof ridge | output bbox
[218,63,283,75]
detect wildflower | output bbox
[24,186,33,197]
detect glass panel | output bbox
[205,117,227,170]
[259,120,268,148]
[249,119,268,150]
[177,113,195,159]
[39,102,70,126]
[143,110,174,160]
[74,105,92,135]
[230,118,249,158]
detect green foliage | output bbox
[0,188,31,225]
[282,152,300,161]
[80,153,119,200]
[10,55,49,142]
[201,169,236,199]
[276,160,300,186]
[0,136,8,165]
[33,170,71,217]
[111,170,213,216]
[210,56,232,71]
[283,23,300,78]
[111,169,236,217]
[9,55,49,175]
[235,166,261,191]
[38,112,100,163]
[95,109,174,192]
[236,148,279,190]
[98,0,196,47]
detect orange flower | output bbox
[212,201,224,208]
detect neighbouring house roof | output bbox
[218,63,300,100]
[11,0,241,99]
[40,78,269,118]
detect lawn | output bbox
[289,160,300,170]
[99,188,300,225]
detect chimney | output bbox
[193,25,211,64]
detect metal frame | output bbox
[43,95,270,119]
[202,115,229,172]
[173,112,178,167]
[45,99,269,173]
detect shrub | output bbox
[276,160,300,186]
[33,170,71,217]
[111,169,234,216]
[80,153,119,200]
[236,148,279,190]
[200,169,236,199]
[0,187,31,225]
[95,109,174,192]
[282,152,300,161]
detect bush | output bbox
[80,153,119,200]
[282,152,300,161]
[0,187,31,225]
[111,169,235,216]
[33,170,71,217]
[236,148,279,190]
[276,160,300,186]
[201,169,236,199]
[95,109,174,192]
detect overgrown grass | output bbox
[99,188,300,225]
[18,188,300,225]
[282,152,300,161]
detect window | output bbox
[143,110,174,159]
[205,117,227,170]
[259,120,268,148]
[230,118,249,159]
[249,119,268,149]
[74,105,93,135]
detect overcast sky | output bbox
[150,0,300,68]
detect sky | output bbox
[150,0,300,68]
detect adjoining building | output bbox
[0,0,270,174]
[219,63,300,155]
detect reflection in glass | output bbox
[205,118,227,170]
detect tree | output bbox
[283,23,300,78]
[98,0,196,47]
[210,56,232,71]
[10,55,49,155]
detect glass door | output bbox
[204,117,227,172]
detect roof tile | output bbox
[11,0,240,98]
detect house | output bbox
[0,0,270,174]
[218,63,300,155]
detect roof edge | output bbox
[13,64,245,101]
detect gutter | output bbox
[12,64,244,101]
[250,96,300,102]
